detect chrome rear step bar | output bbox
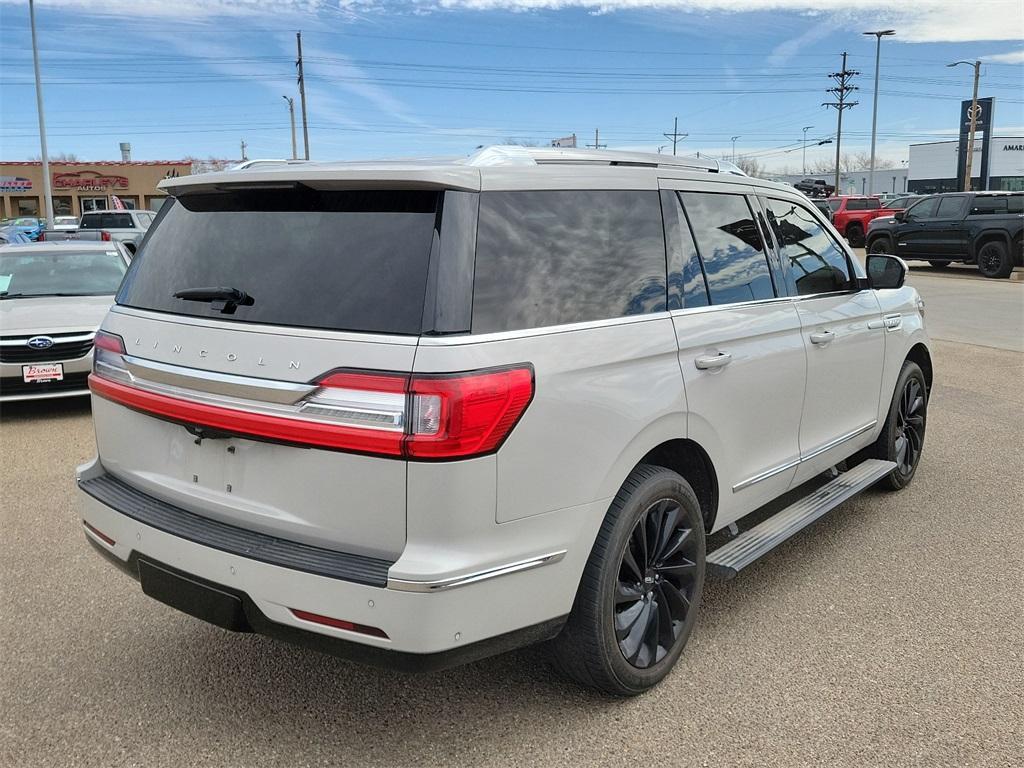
[707,459,897,579]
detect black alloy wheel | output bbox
[894,376,925,478]
[976,240,1013,279]
[868,238,890,255]
[614,498,700,669]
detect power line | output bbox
[663,117,687,156]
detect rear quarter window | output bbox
[471,190,667,334]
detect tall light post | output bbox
[282,95,297,160]
[863,30,895,196]
[29,0,53,227]
[948,59,981,191]
[730,135,740,162]
[801,125,813,174]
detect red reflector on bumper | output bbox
[83,520,116,546]
[290,608,389,639]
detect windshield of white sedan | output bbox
[0,250,126,298]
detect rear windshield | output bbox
[117,188,440,335]
[0,249,126,298]
[81,213,134,229]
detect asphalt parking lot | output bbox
[2,276,1022,767]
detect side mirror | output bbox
[867,254,907,290]
[893,210,906,223]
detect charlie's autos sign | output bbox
[52,170,130,191]
[956,97,995,190]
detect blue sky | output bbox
[1,0,1022,172]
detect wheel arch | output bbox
[905,342,933,395]
[968,228,1011,262]
[635,439,719,533]
[866,230,894,251]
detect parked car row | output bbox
[866,191,1023,279]
[39,209,156,254]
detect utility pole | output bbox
[587,128,606,149]
[823,52,859,195]
[663,117,687,156]
[29,0,53,228]
[240,139,248,161]
[296,32,310,160]
[283,95,297,160]
[801,125,814,175]
[730,136,740,162]
[864,30,895,195]
[948,60,981,191]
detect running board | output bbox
[707,459,897,579]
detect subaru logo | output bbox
[27,336,54,350]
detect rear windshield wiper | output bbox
[173,286,254,314]
[0,291,85,299]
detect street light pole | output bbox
[801,125,813,175]
[864,30,895,196]
[283,95,297,160]
[29,0,53,228]
[948,60,981,191]
[730,136,739,162]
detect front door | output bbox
[926,194,969,258]
[662,183,806,528]
[894,196,939,257]
[762,196,886,485]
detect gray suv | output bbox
[77,147,931,694]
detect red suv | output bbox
[828,196,902,247]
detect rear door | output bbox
[761,195,885,484]
[661,182,806,527]
[927,194,969,257]
[91,187,452,561]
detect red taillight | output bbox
[90,357,534,461]
[38,232,45,241]
[94,330,125,353]
[100,231,111,241]
[406,368,534,458]
[290,608,389,639]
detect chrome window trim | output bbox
[387,550,567,592]
[732,420,878,493]
[419,311,672,346]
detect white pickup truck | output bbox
[40,209,156,254]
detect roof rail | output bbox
[464,146,747,175]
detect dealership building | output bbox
[0,160,191,219]
[907,137,1024,193]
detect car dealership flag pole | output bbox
[29,0,54,228]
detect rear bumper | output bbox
[83,536,564,672]
[76,460,590,665]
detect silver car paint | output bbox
[78,154,930,654]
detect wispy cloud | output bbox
[982,49,1024,64]
[3,0,1024,44]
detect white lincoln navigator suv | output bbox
[77,147,931,695]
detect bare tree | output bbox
[28,152,78,162]
[733,155,764,177]
[501,138,541,147]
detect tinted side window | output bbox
[681,192,775,305]
[472,191,667,333]
[660,190,709,310]
[936,197,965,218]
[766,199,854,296]
[907,197,938,219]
[846,199,865,211]
[969,198,1007,215]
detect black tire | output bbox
[976,240,1013,279]
[846,224,865,248]
[868,237,891,255]
[552,465,705,696]
[871,361,927,491]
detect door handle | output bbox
[695,352,732,370]
[809,330,835,345]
